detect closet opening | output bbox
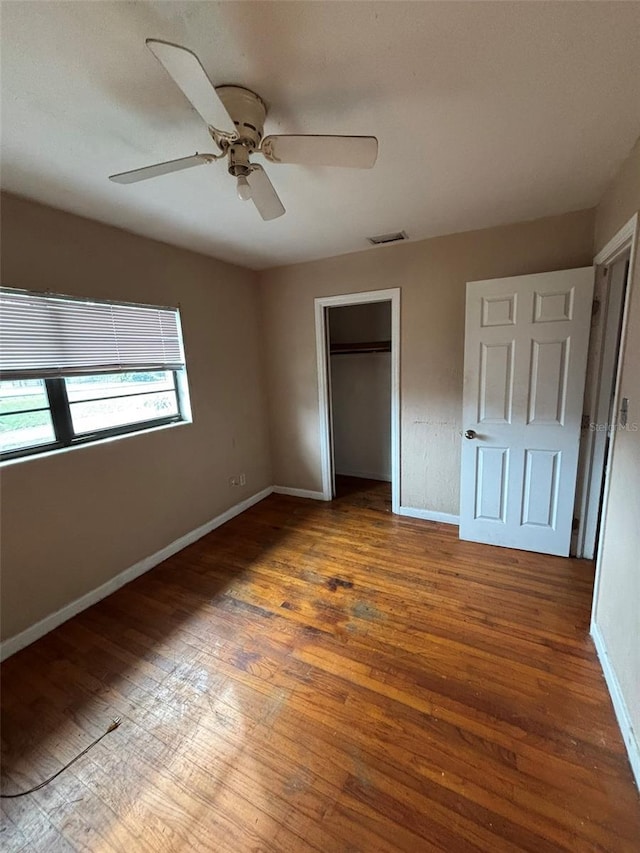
[314,289,400,513]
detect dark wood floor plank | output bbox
[2,477,638,852]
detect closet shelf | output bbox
[330,340,391,355]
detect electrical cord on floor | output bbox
[0,717,121,798]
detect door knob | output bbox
[464,429,477,440]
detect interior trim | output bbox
[0,485,273,662]
[314,287,401,513]
[398,506,460,525]
[591,213,639,618]
[272,486,326,500]
[0,484,468,661]
[591,622,640,789]
[594,213,638,265]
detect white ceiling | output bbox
[2,2,640,270]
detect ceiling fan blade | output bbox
[261,135,378,169]
[146,39,236,133]
[109,153,214,184]
[246,165,285,221]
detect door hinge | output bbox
[620,397,629,428]
[572,517,580,531]
[581,414,590,430]
[592,298,601,320]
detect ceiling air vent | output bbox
[366,230,408,246]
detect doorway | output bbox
[315,289,400,513]
[575,215,637,559]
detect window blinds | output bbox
[0,288,184,380]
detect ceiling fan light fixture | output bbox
[237,176,252,201]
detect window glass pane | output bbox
[0,379,49,413]
[65,371,174,402]
[70,391,179,435]
[0,410,56,453]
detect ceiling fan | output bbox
[109,39,378,221]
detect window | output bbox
[0,288,190,460]
[0,378,56,454]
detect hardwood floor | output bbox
[1,477,638,852]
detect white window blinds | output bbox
[0,288,184,380]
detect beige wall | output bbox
[592,138,640,746]
[331,353,392,481]
[329,301,391,344]
[0,193,270,641]
[259,209,595,512]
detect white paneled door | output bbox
[460,268,594,556]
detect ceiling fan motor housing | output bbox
[215,86,266,150]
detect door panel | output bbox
[533,287,574,323]
[521,449,560,528]
[481,294,517,327]
[478,342,514,423]
[527,337,569,425]
[460,267,594,556]
[475,446,509,522]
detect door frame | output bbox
[314,288,401,513]
[576,213,638,559]
[588,214,638,621]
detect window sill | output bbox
[0,418,192,468]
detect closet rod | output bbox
[330,340,391,355]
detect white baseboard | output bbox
[272,486,327,501]
[0,486,273,662]
[398,505,460,525]
[0,488,459,662]
[335,469,391,482]
[591,621,640,790]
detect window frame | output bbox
[0,370,186,462]
[0,287,191,463]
